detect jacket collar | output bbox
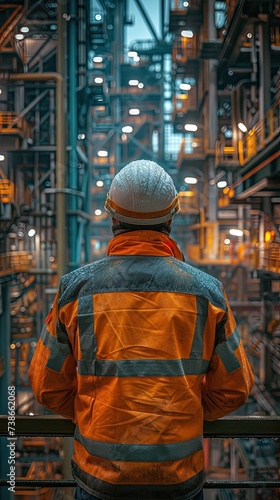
[107,230,184,261]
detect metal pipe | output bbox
[68,0,78,271]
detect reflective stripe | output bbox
[78,358,209,376]
[72,460,204,497]
[74,426,203,462]
[41,325,72,372]
[189,296,208,359]
[215,327,241,372]
[78,295,96,364]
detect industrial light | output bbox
[217,180,227,188]
[0,154,5,161]
[96,180,104,187]
[97,150,108,157]
[184,177,198,184]
[15,33,24,40]
[229,229,244,237]
[0,89,2,94]
[128,79,139,86]
[122,125,133,133]
[133,56,140,62]
[264,231,273,243]
[77,133,85,140]
[129,108,140,115]
[93,56,103,63]
[138,82,144,89]
[94,77,103,84]
[224,129,232,138]
[183,1,189,6]
[95,14,102,21]
[247,32,253,39]
[224,238,230,245]
[28,228,36,237]
[238,122,247,133]
[184,123,197,132]
[20,26,29,33]
[181,30,193,38]
[128,51,138,58]
[180,83,191,91]
[95,209,102,216]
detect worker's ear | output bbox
[166,219,172,226]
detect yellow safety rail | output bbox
[240,98,280,165]
[255,243,280,274]
[187,225,280,276]
[0,167,14,203]
[0,111,33,139]
[0,252,31,276]
[215,98,280,168]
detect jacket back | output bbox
[29,231,254,499]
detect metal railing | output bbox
[0,415,279,490]
[240,98,280,165]
[0,111,33,140]
[0,251,31,276]
[215,98,280,168]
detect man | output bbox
[29,160,254,500]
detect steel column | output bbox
[68,0,79,271]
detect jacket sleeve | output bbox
[202,288,254,421]
[28,287,77,421]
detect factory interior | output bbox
[0,0,279,498]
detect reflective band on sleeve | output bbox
[214,327,241,372]
[78,295,96,363]
[189,296,208,359]
[41,325,72,372]
[74,426,203,462]
[78,357,209,376]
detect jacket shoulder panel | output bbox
[58,256,226,311]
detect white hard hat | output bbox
[104,160,180,225]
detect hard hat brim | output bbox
[104,194,180,225]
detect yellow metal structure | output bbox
[240,98,279,165]
[0,167,14,203]
[0,251,31,276]
[0,111,33,139]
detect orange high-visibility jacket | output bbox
[29,231,254,500]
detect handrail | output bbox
[0,415,279,490]
[2,415,280,438]
[0,251,32,276]
[239,98,279,165]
